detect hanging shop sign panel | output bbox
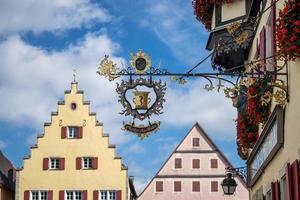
[247,106,284,186]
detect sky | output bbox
[0,0,245,193]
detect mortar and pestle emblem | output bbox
[133,91,151,110]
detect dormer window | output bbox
[68,127,78,138]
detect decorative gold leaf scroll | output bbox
[97,55,119,81]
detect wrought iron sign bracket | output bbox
[225,166,248,183]
[97,50,289,138]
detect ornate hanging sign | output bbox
[97,50,166,139]
[97,49,289,143]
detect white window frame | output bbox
[82,157,93,169]
[99,190,116,200]
[65,191,82,200]
[67,127,78,139]
[49,158,60,170]
[30,191,48,200]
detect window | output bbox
[82,157,92,169]
[174,181,181,192]
[30,191,48,200]
[175,158,182,169]
[66,191,82,200]
[210,159,218,168]
[156,181,163,192]
[76,157,97,170]
[266,190,272,200]
[44,158,64,170]
[49,158,60,169]
[265,9,276,72]
[61,126,82,139]
[68,127,78,138]
[31,191,39,200]
[192,159,200,169]
[192,181,200,192]
[248,106,284,184]
[192,138,200,147]
[100,191,116,200]
[211,181,218,192]
[280,175,287,200]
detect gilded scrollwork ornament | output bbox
[97,55,120,81]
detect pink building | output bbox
[138,123,249,200]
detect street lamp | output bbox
[221,172,237,195]
[221,166,247,195]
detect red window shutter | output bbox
[43,158,49,170]
[24,190,30,200]
[174,181,181,192]
[192,181,200,192]
[93,190,99,200]
[271,182,276,200]
[192,159,200,169]
[211,181,218,192]
[192,138,200,147]
[59,158,65,170]
[211,159,218,168]
[59,191,64,200]
[116,190,122,200]
[275,181,280,200]
[92,157,98,169]
[48,191,53,200]
[291,160,300,200]
[76,157,82,170]
[156,181,163,192]
[61,127,67,139]
[175,158,182,168]
[286,163,293,200]
[82,190,87,200]
[78,127,83,139]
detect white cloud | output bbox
[0,33,130,144]
[161,79,237,140]
[0,0,110,35]
[0,140,7,149]
[142,0,208,65]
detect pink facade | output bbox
[138,123,249,200]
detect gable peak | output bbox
[71,82,78,94]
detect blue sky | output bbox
[0,0,244,193]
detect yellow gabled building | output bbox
[16,81,137,200]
